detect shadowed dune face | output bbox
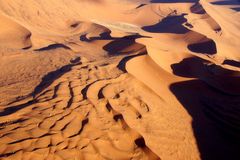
[169,80,240,160]
[103,35,145,56]
[0,0,240,160]
[142,14,190,34]
[151,0,198,2]
[187,39,217,54]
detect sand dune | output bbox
[0,13,31,49]
[0,0,240,160]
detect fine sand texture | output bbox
[0,0,240,160]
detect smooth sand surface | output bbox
[0,0,239,160]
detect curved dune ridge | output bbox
[0,0,239,160]
[0,13,32,49]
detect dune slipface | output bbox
[0,0,239,160]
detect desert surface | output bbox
[0,0,240,160]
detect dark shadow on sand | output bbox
[142,14,190,34]
[223,59,240,68]
[103,35,145,56]
[211,0,240,5]
[0,100,35,116]
[190,2,206,14]
[188,40,217,55]
[80,31,113,42]
[35,43,71,51]
[151,0,198,3]
[170,57,240,160]
[117,51,146,72]
[135,4,147,9]
[170,80,240,160]
[80,32,146,56]
[210,0,240,12]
